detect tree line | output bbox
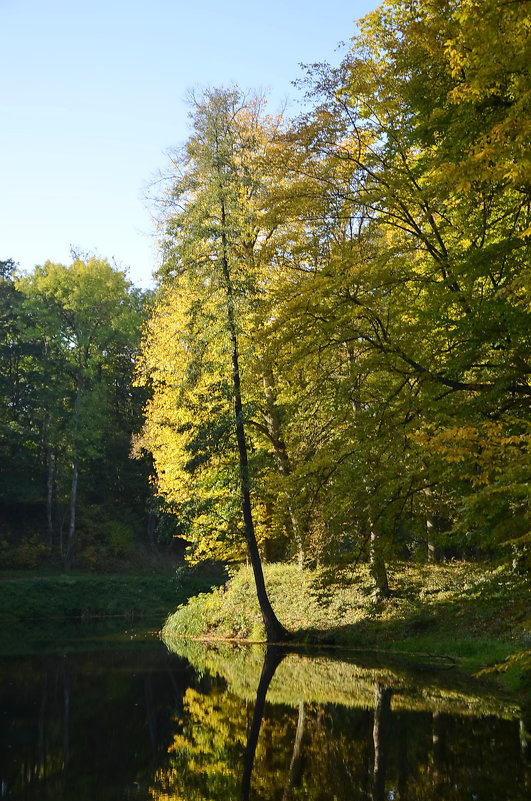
[0,255,169,569]
[138,0,529,593]
[1,0,529,591]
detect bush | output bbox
[0,535,47,569]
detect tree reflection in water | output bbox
[372,683,392,801]
[240,646,284,801]
[151,644,530,801]
[1,640,528,800]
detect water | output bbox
[0,626,528,800]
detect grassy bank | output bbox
[162,561,531,696]
[0,563,227,625]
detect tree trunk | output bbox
[261,364,305,566]
[424,488,439,564]
[427,516,438,564]
[65,461,78,570]
[65,364,83,571]
[282,701,306,801]
[372,683,392,801]
[432,710,445,791]
[230,328,287,640]
[62,658,70,769]
[220,216,287,642]
[46,447,55,550]
[519,718,528,765]
[369,529,390,602]
[38,670,48,776]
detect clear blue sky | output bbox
[1,0,378,288]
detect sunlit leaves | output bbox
[140,2,529,571]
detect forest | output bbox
[1,0,529,627]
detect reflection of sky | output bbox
[0,0,379,289]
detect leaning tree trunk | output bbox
[220,215,287,642]
[241,646,284,801]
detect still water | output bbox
[0,626,528,800]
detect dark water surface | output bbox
[0,625,529,800]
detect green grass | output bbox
[162,561,531,697]
[0,563,227,625]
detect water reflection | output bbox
[0,642,190,799]
[155,640,529,801]
[372,683,391,801]
[0,631,529,800]
[240,647,284,801]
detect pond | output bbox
[0,624,529,800]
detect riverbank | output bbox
[162,561,531,698]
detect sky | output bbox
[1,0,379,288]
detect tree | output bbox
[0,258,55,563]
[139,89,287,640]
[17,257,145,568]
[267,0,531,571]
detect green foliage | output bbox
[480,650,531,695]
[139,2,530,588]
[153,640,524,801]
[164,564,315,640]
[0,535,48,569]
[166,639,521,717]
[0,255,153,569]
[137,89,296,565]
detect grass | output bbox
[0,562,227,625]
[162,560,531,699]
